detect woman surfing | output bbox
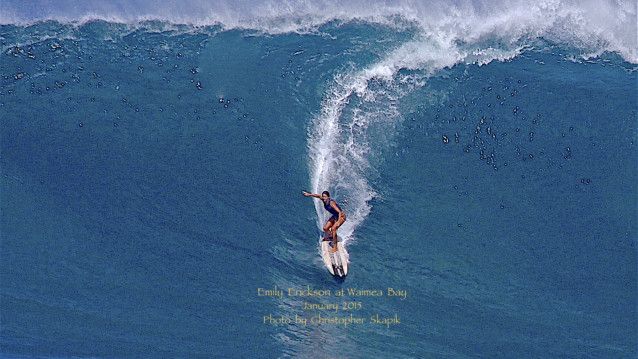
[302,190,346,253]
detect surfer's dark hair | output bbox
[322,191,330,197]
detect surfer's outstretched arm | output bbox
[302,191,321,198]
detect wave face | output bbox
[1,7,636,359]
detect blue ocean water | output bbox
[1,2,637,358]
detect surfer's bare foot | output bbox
[330,242,338,252]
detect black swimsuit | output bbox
[324,199,341,221]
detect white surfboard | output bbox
[320,238,349,277]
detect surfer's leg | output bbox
[323,218,336,240]
[331,214,347,251]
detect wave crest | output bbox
[1,0,635,63]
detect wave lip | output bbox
[2,1,636,63]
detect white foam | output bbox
[308,43,435,245]
[1,0,635,63]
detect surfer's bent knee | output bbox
[324,220,336,232]
[335,214,346,228]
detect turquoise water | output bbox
[1,2,637,358]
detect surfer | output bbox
[302,191,346,252]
